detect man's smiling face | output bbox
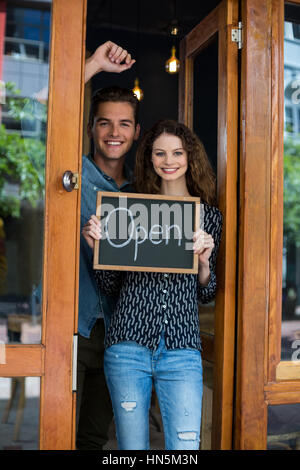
[88,101,140,162]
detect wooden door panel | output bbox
[39,0,86,450]
[0,0,86,450]
[0,346,44,377]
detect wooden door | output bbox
[235,0,300,450]
[0,0,86,449]
[179,0,239,449]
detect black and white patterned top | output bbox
[94,202,222,351]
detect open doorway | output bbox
[78,0,230,451]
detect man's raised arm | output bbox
[84,41,135,83]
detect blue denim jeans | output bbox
[103,334,203,450]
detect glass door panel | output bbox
[267,403,300,450]
[0,1,52,346]
[193,35,218,177]
[193,34,219,338]
[281,5,300,361]
[0,377,40,449]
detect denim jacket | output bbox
[79,154,133,338]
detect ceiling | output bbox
[87,0,221,38]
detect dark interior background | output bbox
[86,0,221,170]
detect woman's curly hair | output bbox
[133,119,216,205]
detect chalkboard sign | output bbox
[93,192,201,273]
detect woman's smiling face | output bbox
[151,133,188,182]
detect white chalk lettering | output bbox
[105,207,134,248]
[134,224,148,262]
[103,206,183,262]
[149,224,163,244]
[165,224,182,245]
[128,202,149,240]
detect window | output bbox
[5,6,51,62]
[281,15,300,361]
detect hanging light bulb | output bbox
[132,77,144,101]
[132,1,144,101]
[165,46,180,74]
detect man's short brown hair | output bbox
[88,86,140,128]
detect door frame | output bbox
[0,0,87,450]
[179,0,239,449]
[235,0,300,450]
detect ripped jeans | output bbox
[103,333,203,450]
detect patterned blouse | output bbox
[94,202,222,351]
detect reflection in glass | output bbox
[0,377,40,449]
[281,14,300,360]
[0,1,51,345]
[267,404,300,450]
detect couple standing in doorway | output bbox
[77,41,222,450]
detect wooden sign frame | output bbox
[93,191,201,274]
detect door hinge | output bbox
[72,334,78,392]
[231,22,243,49]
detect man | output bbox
[77,42,140,450]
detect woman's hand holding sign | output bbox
[193,229,214,286]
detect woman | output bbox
[82,119,222,450]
